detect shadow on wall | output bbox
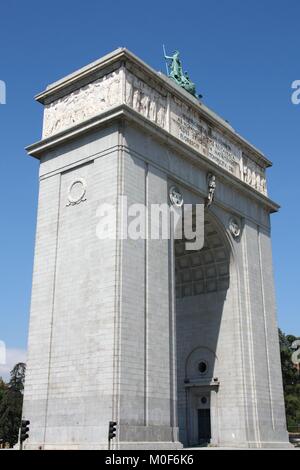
[175,214,230,446]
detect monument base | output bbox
[247,441,294,449]
[24,441,183,450]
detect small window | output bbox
[198,361,208,374]
[201,396,207,404]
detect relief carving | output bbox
[125,72,167,129]
[169,186,184,207]
[242,156,267,195]
[205,173,216,208]
[66,178,87,207]
[229,217,241,239]
[41,65,268,197]
[43,70,121,138]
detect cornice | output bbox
[34,48,271,168]
[26,103,279,213]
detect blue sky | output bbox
[0,0,299,372]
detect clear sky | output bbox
[0,0,299,376]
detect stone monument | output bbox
[22,48,290,449]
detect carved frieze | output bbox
[42,70,122,138]
[242,154,267,195]
[125,72,167,129]
[41,65,267,196]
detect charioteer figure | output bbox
[163,48,202,99]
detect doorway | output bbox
[198,408,211,444]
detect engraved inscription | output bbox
[171,98,209,155]
[170,97,267,195]
[208,129,242,177]
[171,98,242,179]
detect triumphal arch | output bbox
[22,48,290,448]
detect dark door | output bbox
[198,409,211,443]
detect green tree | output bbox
[0,362,26,447]
[9,363,26,393]
[0,378,7,401]
[279,330,300,431]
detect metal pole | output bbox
[19,426,22,451]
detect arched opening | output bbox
[175,214,231,447]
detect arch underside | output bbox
[175,214,233,447]
[175,218,230,298]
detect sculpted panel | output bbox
[42,70,122,138]
[41,65,267,196]
[242,155,267,195]
[125,72,167,129]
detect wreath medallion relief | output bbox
[66,178,87,207]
